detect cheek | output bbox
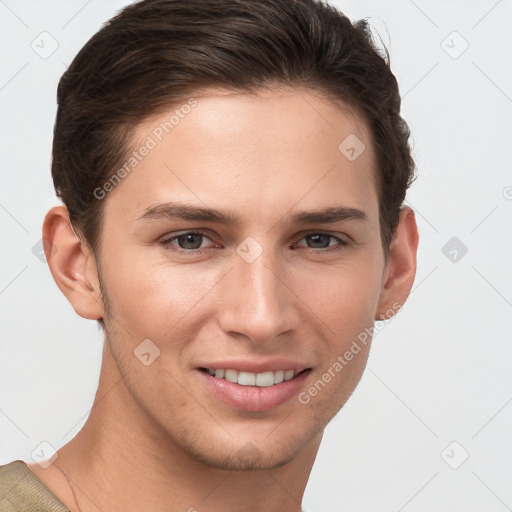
[297,262,379,412]
[295,254,383,339]
[100,248,226,336]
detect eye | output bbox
[294,232,349,252]
[158,230,350,256]
[159,231,216,253]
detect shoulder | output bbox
[0,460,71,511]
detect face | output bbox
[95,87,387,470]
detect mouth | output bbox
[198,366,312,412]
[200,367,305,387]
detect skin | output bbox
[27,87,418,512]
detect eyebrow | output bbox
[136,202,368,225]
[289,206,368,225]
[137,202,241,224]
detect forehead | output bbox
[108,86,379,225]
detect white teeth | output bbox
[207,368,297,386]
[284,369,295,381]
[255,371,274,387]
[238,371,256,386]
[274,370,284,384]
[225,369,238,383]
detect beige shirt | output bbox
[0,460,70,511]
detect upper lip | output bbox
[197,359,310,374]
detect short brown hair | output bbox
[52,0,416,260]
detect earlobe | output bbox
[42,206,103,321]
[375,206,419,321]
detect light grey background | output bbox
[1,1,511,511]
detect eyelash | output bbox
[159,230,350,255]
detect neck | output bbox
[36,343,322,512]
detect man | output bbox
[0,0,418,510]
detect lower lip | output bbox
[199,369,311,412]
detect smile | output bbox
[197,358,312,411]
[206,368,296,387]
[200,367,312,411]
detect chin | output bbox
[186,443,298,471]
[180,412,330,471]
[175,419,322,471]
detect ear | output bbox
[42,205,103,321]
[375,206,419,321]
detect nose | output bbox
[216,244,299,345]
